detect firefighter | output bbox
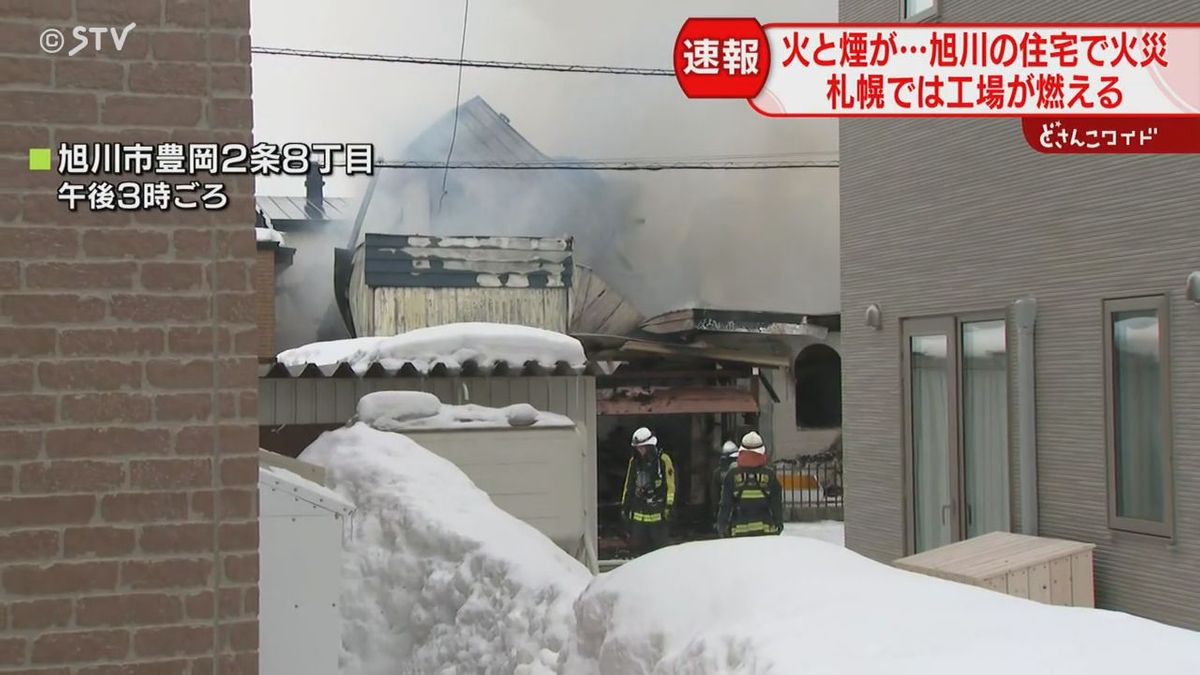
[710,440,739,525]
[717,431,784,538]
[620,427,676,555]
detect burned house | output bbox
[257,165,357,353]
[252,95,842,556]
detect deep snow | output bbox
[276,322,587,375]
[559,537,1200,674]
[296,408,1199,675]
[299,423,591,675]
[781,520,844,547]
[354,390,574,432]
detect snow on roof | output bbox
[255,225,284,245]
[275,322,587,376]
[559,537,1200,673]
[355,391,574,432]
[298,422,589,673]
[258,464,354,515]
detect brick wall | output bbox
[253,247,275,360]
[1,1,260,673]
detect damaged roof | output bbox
[360,233,574,289]
[640,308,841,338]
[256,195,355,229]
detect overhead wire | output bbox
[250,46,674,77]
[439,0,470,211]
[336,159,839,171]
[255,34,837,172]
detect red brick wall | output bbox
[1,1,260,672]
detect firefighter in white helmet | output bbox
[710,440,740,525]
[717,431,783,538]
[620,427,676,555]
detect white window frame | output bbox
[901,0,940,22]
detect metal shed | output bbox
[397,420,597,572]
[258,459,354,675]
[259,361,598,570]
[258,361,597,505]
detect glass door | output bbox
[903,318,960,552]
[960,319,1010,539]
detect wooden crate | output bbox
[894,531,1096,607]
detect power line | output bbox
[439,0,470,212]
[357,159,839,171]
[251,46,675,77]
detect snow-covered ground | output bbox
[276,322,587,375]
[560,537,1200,674]
[782,520,845,547]
[297,406,1199,674]
[354,390,574,431]
[299,423,591,675]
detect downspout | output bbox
[1012,297,1038,536]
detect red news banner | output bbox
[673,20,1200,154]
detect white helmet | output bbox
[739,431,766,455]
[631,427,657,447]
[721,441,739,456]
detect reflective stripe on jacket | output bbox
[621,450,675,519]
[717,465,783,537]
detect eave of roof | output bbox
[259,359,593,379]
[640,307,841,337]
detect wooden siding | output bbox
[840,0,1200,629]
[348,243,372,338]
[369,286,569,335]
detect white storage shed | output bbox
[399,419,597,572]
[258,457,355,675]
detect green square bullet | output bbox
[29,148,52,171]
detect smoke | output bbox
[360,151,648,304]
[355,94,839,319]
[273,217,355,351]
[252,0,841,341]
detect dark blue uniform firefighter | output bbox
[710,440,739,525]
[717,431,784,538]
[620,427,676,555]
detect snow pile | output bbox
[255,226,284,244]
[355,391,443,424]
[560,537,1200,674]
[299,423,591,675]
[782,519,845,547]
[276,322,587,375]
[353,391,574,431]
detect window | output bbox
[902,0,939,22]
[794,344,842,429]
[1104,296,1173,537]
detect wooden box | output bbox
[894,531,1096,607]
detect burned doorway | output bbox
[593,364,759,560]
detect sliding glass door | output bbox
[961,319,1010,539]
[904,319,959,551]
[903,315,1010,554]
